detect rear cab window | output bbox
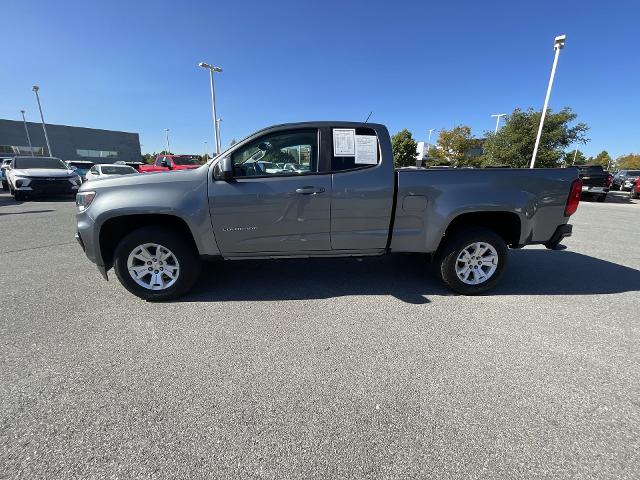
[326,127,380,172]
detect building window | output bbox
[0,145,45,156]
[76,149,119,158]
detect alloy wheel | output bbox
[126,243,180,291]
[454,242,499,285]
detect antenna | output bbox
[364,111,372,123]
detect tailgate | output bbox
[579,173,608,187]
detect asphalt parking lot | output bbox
[1,191,639,479]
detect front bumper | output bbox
[16,178,79,195]
[76,208,110,280]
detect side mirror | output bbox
[214,156,234,181]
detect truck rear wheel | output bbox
[437,227,508,295]
[113,226,201,301]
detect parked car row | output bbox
[611,169,640,191]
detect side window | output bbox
[155,157,164,167]
[231,129,317,177]
[90,166,98,174]
[331,127,380,172]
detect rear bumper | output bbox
[545,224,572,249]
[581,186,609,194]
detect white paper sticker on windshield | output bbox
[333,128,356,156]
[355,135,378,164]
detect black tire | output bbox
[14,190,26,201]
[437,227,508,295]
[596,194,606,202]
[631,189,639,200]
[1,180,7,191]
[113,226,201,301]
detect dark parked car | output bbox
[577,165,611,202]
[612,170,640,191]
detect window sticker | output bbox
[355,135,378,164]
[333,128,356,156]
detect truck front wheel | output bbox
[113,227,201,301]
[437,227,508,295]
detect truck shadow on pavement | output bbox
[184,249,640,304]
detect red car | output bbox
[139,155,201,173]
[630,177,640,200]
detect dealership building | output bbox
[0,119,141,162]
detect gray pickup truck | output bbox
[76,122,581,301]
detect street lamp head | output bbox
[20,109,25,114]
[554,34,566,49]
[198,61,223,73]
[32,85,39,92]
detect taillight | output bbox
[565,179,582,216]
[607,174,613,188]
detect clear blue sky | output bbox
[2,0,639,158]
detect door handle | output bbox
[295,186,325,195]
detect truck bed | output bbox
[391,167,577,253]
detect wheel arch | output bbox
[99,214,199,268]
[438,211,522,253]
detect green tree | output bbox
[562,149,587,166]
[481,107,589,168]
[617,153,640,169]
[142,153,156,164]
[432,125,479,167]
[391,129,418,167]
[590,150,613,169]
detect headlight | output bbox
[76,191,96,212]
[14,176,31,187]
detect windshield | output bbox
[173,156,200,166]
[13,157,67,170]
[101,165,137,175]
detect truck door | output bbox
[210,128,332,255]
[322,126,396,251]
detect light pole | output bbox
[216,118,222,150]
[204,141,208,160]
[32,85,52,157]
[427,128,434,150]
[198,62,223,155]
[530,35,566,168]
[20,110,35,156]
[491,113,507,134]
[164,129,170,154]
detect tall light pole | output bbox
[530,35,566,168]
[32,85,52,157]
[216,118,222,150]
[20,110,35,156]
[491,113,507,134]
[427,128,434,149]
[203,141,208,160]
[198,62,223,155]
[164,128,170,154]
